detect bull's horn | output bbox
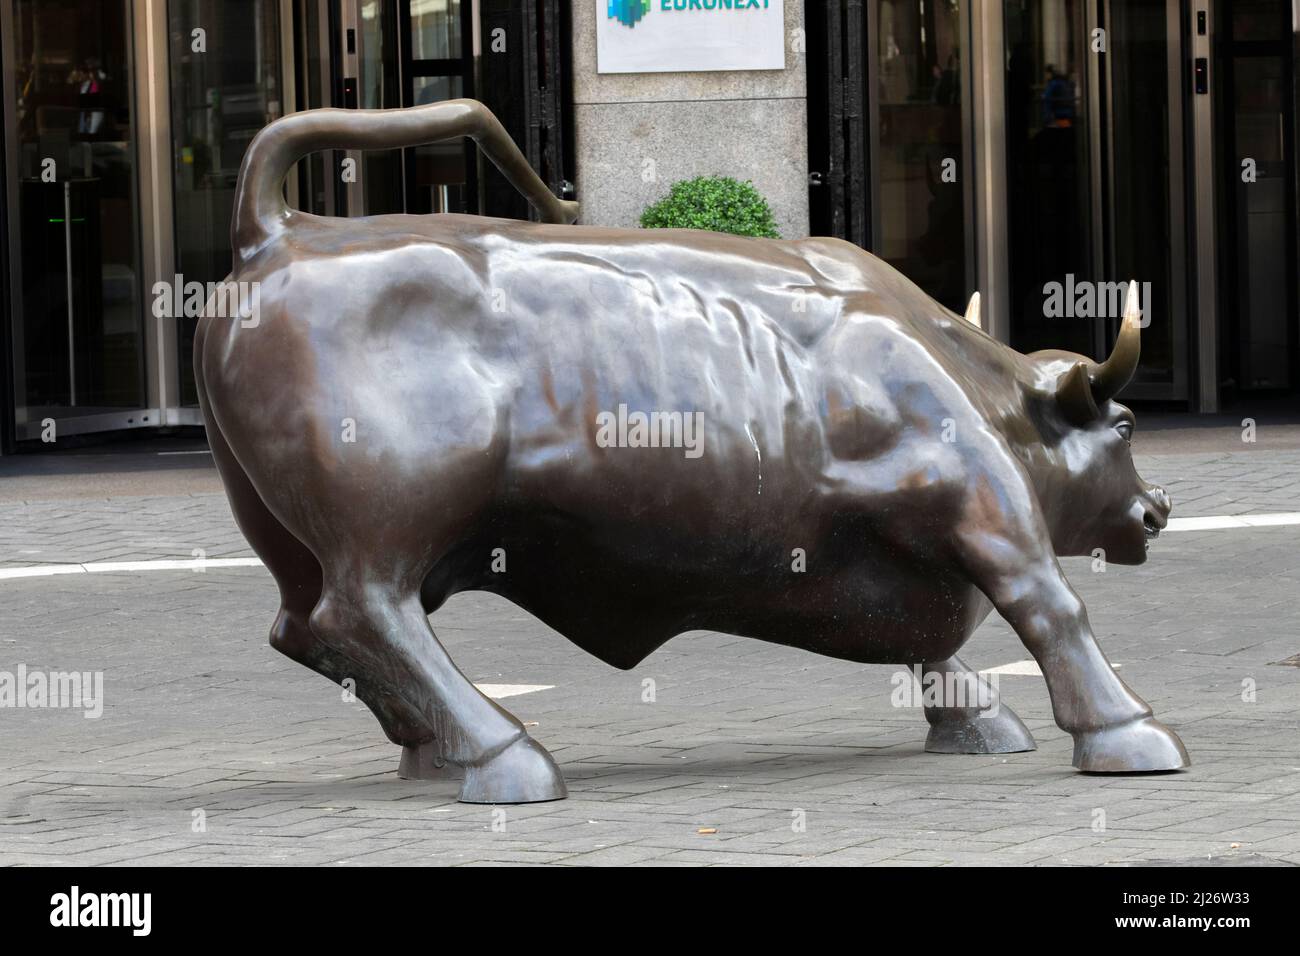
[1090,280,1142,403]
[964,291,981,328]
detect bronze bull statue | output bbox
[197,100,1187,804]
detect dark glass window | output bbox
[6,0,145,432]
[168,0,283,407]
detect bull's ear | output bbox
[1057,361,1100,425]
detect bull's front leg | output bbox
[955,479,1189,772]
[986,565,1186,770]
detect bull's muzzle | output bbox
[1142,485,1172,541]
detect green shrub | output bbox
[640,176,780,239]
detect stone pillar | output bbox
[569,1,809,239]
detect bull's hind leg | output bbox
[917,656,1036,754]
[205,331,562,800]
[204,417,443,762]
[309,564,566,804]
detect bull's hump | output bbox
[472,220,870,345]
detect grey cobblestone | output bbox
[0,447,1298,865]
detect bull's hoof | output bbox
[398,740,459,780]
[1073,717,1190,773]
[457,735,567,804]
[925,704,1037,755]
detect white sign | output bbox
[596,0,786,74]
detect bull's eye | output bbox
[1115,421,1134,443]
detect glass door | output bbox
[168,0,284,408]
[1215,0,1298,394]
[1004,0,1098,358]
[869,0,973,313]
[401,0,477,215]
[1101,0,1189,400]
[312,0,476,218]
[3,0,148,440]
[804,0,975,313]
[1004,0,1189,401]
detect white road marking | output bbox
[475,684,553,699]
[982,660,1121,677]
[0,511,1297,583]
[0,558,262,579]
[86,558,265,573]
[1165,512,1300,531]
[980,660,1043,677]
[0,564,85,580]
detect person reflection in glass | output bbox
[1042,66,1076,128]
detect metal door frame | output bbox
[1086,0,1108,363]
[805,0,869,248]
[0,0,17,451]
[338,0,366,215]
[1188,0,1218,410]
[971,0,1010,342]
[136,0,179,429]
[289,0,342,216]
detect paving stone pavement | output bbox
[0,448,1298,866]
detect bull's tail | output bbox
[230,98,579,267]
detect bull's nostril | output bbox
[1145,485,1172,519]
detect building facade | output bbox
[1,0,1295,452]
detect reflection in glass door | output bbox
[1004,0,1096,358]
[402,0,476,215]
[320,0,477,218]
[804,0,972,313]
[1103,0,1187,399]
[168,0,284,408]
[356,0,405,217]
[3,0,147,439]
[1004,0,1188,401]
[1216,0,1298,394]
[870,0,971,312]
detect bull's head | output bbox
[1027,281,1172,565]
